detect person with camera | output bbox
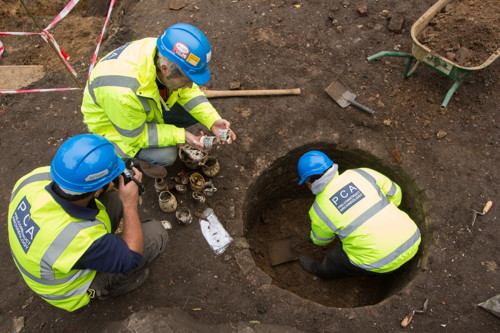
[81,23,237,178]
[7,134,168,312]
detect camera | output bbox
[122,167,135,184]
[113,160,135,187]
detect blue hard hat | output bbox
[297,151,334,185]
[157,23,211,85]
[50,134,125,192]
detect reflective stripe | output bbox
[41,220,105,280]
[146,122,159,147]
[386,181,397,197]
[88,73,151,114]
[336,169,389,239]
[350,228,421,270]
[355,168,397,198]
[183,95,208,112]
[88,75,140,107]
[111,120,146,138]
[338,198,390,239]
[311,230,335,242]
[137,95,151,114]
[40,280,93,300]
[352,169,379,191]
[88,75,152,137]
[12,253,92,286]
[111,142,131,159]
[313,201,338,233]
[10,172,52,202]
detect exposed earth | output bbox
[0,0,499,332]
[417,0,500,67]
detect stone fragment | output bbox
[234,249,255,275]
[225,219,245,237]
[357,5,368,16]
[388,14,405,33]
[168,0,188,10]
[455,47,472,65]
[233,237,250,249]
[445,52,456,61]
[436,129,448,139]
[229,81,241,90]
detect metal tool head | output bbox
[268,237,298,266]
[324,79,357,108]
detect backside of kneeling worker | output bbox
[297,151,421,279]
[8,134,168,311]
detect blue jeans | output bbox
[136,102,198,166]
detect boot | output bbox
[138,160,167,178]
[299,255,320,275]
[96,267,150,300]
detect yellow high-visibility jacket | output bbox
[309,168,421,273]
[8,167,112,311]
[81,38,221,158]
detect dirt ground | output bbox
[0,0,499,332]
[418,0,500,67]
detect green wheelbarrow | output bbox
[367,0,499,107]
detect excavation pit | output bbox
[244,145,429,308]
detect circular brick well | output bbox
[244,144,429,308]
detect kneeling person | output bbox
[8,134,168,311]
[297,151,421,279]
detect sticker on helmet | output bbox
[186,53,200,66]
[85,169,109,182]
[173,42,189,59]
[206,50,212,63]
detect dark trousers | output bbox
[315,246,382,279]
[134,102,199,166]
[88,191,168,299]
[162,102,198,128]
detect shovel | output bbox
[324,79,375,115]
[268,237,311,266]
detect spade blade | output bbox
[268,237,298,266]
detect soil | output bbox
[0,0,499,332]
[417,0,500,67]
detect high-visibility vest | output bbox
[309,168,421,273]
[8,167,112,311]
[81,38,221,158]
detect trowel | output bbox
[268,237,311,266]
[324,79,375,115]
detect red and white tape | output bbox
[0,0,116,95]
[44,0,81,31]
[0,87,81,95]
[0,40,4,58]
[88,0,116,77]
